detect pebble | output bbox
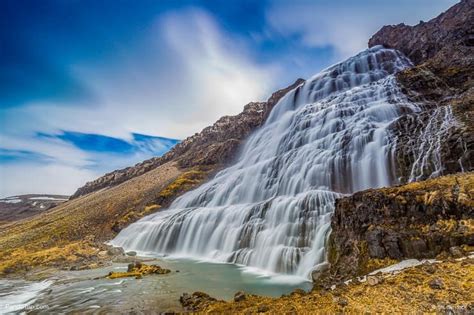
[429,278,444,290]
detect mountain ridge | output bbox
[70,78,305,199]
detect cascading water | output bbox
[111,46,419,279]
[408,106,461,182]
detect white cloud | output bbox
[0,8,278,196]
[14,8,278,140]
[265,0,457,59]
[0,163,98,197]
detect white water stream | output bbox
[112,46,421,279]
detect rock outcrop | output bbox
[106,261,171,279]
[328,173,474,279]
[71,79,304,199]
[368,0,474,68]
[369,0,474,182]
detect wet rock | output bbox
[107,246,125,256]
[374,0,474,183]
[367,229,385,258]
[127,263,135,272]
[329,173,474,279]
[126,251,137,256]
[429,278,444,290]
[234,291,246,302]
[311,263,330,282]
[107,263,170,279]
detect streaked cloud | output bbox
[0,7,277,197]
[265,0,457,59]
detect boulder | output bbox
[107,246,125,256]
[234,291,246,302]
[180,292,217,311]
[428,278,444,290]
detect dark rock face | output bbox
[328,173,474,279]
[369,0,474,67]
[71,79,304,199]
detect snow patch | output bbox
[29,197,68,201]
[0,199,21,204]
[368,259,437,275]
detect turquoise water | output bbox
[1,258,311,314]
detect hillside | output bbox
[0,79,303,274]
[70,79,304,199]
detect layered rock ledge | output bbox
[328,172,473,279]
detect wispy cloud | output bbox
[265,0,457,59]
[0,8,277,197]
[0,131,178,197]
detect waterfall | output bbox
[111,46,417,279]
[408,106,461,182]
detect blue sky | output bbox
[0,0,457,197]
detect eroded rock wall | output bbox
[328,173,474,279]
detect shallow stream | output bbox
[0,258,311,314]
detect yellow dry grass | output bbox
[203,258,474,313]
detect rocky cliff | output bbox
[369,0,474,66]
[71,79,304,199]
[370,0,474,182]
[328,173,473,279]
[325,0,474,281]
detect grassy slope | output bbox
[0,162,211,274]
[202,257,473,313]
